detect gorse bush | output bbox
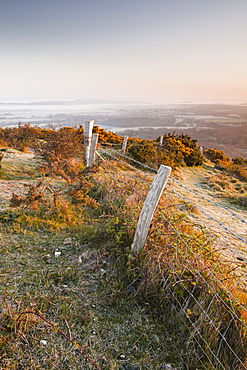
[232,156,247,166]
[92,125,123,145]
[205,148,247,182]
[127,140,159,167]
[1,124,247,369]
[1,124,204,168]
[36,126,84,162]
[6,127,99,230]
[126,133,204,168]
[1,123,41,151]
[204,148,230,164]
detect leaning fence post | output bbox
[122,136,128,154]
[131,165,171,255]
[88,133,99,168]
[83,120,94,166]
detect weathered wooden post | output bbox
[131,165,171,255]
[88,133,99,168]
[122,136,128,154]
[83,120,94,167]
[200,146,204,155]
[159,135,163,146]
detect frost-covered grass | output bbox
[0,151,184,369]
[0,218,185,370]
[1,148,246,369]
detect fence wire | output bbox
[100,147,247,244]
[149,192,247,369]
[95,145,247,369]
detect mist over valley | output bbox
[0,100,246,159]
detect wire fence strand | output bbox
[95,144,247,369]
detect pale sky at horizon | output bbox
[0,0,247,103]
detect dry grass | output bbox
[203,171,247,196]
[0,222,186,370]
[0,153,184,370]
[131,191,247,369]
[1,149,247,369]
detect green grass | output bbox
[0,213,186,370]
[1,149,246,369]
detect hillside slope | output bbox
[0,148,246,369]
[171,164,247,256]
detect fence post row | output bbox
[88,133,99,168]
[122,136,128,154]
[131,165,171,255]
[83,120,94,167]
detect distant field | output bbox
[202,118,247,124]
[1,101,247,158]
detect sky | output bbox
[0,0,247,103]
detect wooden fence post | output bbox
[159,135,163,146]
[122,136,128,154]
[83,120,94,166]
[131,165,171,255]
[88,133,99,167]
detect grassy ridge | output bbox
[0,150,186,369]
[0,126,247,369]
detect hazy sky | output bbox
[0,0,247,102]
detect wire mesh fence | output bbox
[93,144,247,369]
